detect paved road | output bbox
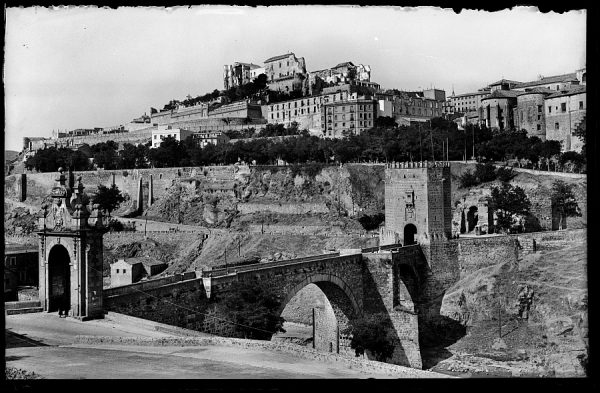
[6,313,436,379]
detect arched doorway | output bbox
[404,224,417,245]
[48,245,71,314]
[467,206,478,232]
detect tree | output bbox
[488,183,531,233]
[215,280,285,340]
[374,116,397,128]
[550,180,581,230]
[345,314,396,362]
[92,184,125,215]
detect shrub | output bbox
[496,166,516,182]
[459,169,479,188]
[345,314,396,362]
[474,162,497,183]
[358,213,385,231]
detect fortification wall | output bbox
[237,202,329,215]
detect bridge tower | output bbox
[37,168,108,320]
[381,161,452,247]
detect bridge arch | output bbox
[279,273,362,320]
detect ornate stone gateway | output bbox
[37,168,107,320]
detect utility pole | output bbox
[312,308,316,349]
[472,126,475,161]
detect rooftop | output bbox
[516,87,556,96]
[333,61,355,69]
[488,79,522,86]
[264,53,294,63]
[118,257,166,267]
[481,89,520,100]
[514,73,578,89]
[545,85,586,99]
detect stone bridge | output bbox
[104,243,429,368]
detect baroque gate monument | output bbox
[37,168,107,320]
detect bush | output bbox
[474,162,497,183]
[107,218,124,231]
[459,169,479,188]
[345,314,396,362]
[496,166,516,182]
[358,213,385,231]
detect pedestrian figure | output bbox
[517,285,534,320]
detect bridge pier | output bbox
[362,252,422,369]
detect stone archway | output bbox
[467,206,478,232]
[279,274,362,355]
[47,245,71,314]
[404,224,417,245]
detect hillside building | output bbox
[308,62,372,95]
[263,53,308,94]
[322,96,377,138]
[544,86,586,153]
[193,131,230,148]
[515,88,555,140]
[478,90,519,130]
[224,62,263,90]
[110,257,167,287]
[448,88,491,114]
[151,126,194,148]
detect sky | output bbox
[4,5,586,152]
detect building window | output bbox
[579,101,584,110]
[537,124,541,131]
[548,106,552,113]
[153,135,157,139]
[537,105,542,113]
[123,269,126,274]
[561,103,566,112]
[116,269,120,273]
[555,122,559,130]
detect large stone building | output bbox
[515,88,555,140]
[544,85,586,152]
[375,90,445,125]
[381,161,452,246]
[265,86,361,136]
[223,62,263,90]
[448,88,491,114]
[4,244,39,301]
[322,96,377,138]
[308,61,372,95]
[478,90,519,130]
[263,53,308,94]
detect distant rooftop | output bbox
[118,257,166,267]
[264,53,295,63]
[516,87,556,96]
[481,90,520,100]
[488,79,522,86]
[545,85,586,99]
[514,73,578,89]
[333,61,355,69]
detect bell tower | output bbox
[37,168,107,320]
